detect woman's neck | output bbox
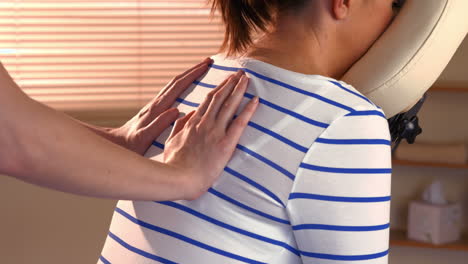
[245,13,350,80]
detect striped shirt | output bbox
[99,54,392,264]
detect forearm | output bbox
[0,77,193,201]
[76,120,127,149]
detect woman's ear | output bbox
[332,0,350,20]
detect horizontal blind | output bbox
[0,0,223,111]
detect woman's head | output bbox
[211,0,308,55]
[211,0,403,77]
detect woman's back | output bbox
[99,54,391,264]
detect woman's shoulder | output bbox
[327,79,387,115]
[209,53,387,120]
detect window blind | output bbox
[0,0,223,111]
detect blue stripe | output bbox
[176,97,199,107]
[315,138,391,146]
[346,110,386,119]
[248,93,329,128]
[293,223,390,231]
[115,208,266,264]
[300,163,392,174]
[236,144,296,180]
[192,80,329,128]
[208,188,290,225]
[210,64,355,112]
[194,80,216,89]
[152,141,165,149]
[108,232,177,264]
[289,193,391,202]
[328,81,374,106]
[99,255,111,264]
[224,167,285,208]
[300,249,389,261]
[157,201,299,256]
[210,64,240,72]
[247,121,308,153]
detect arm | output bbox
[286,109,392,263]
[0,61,258,201]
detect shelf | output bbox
[430,86,468,93]
[391,230,468,251]
[392,159,468,169]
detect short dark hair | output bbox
[210,0,306,56]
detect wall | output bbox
[0,176,116,264]
[435,33,468,88]
[1,37,467,264]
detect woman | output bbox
[99,0,400,263]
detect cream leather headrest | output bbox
[342,0,468,118]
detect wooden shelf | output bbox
[391,230,468,251]
[392,159,468,169]
[430,86,468,93]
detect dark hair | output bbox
[210,0,305,56]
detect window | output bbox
[0,0,223,112]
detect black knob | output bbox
[403,116,423,144]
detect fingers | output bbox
[154,61,211,112]
[196,71,244,120]
[135,108,179,154]
[202,71,244,121]
[158,58,212,99]
[167,111,196,142]
[216,75,249,130]
[225,96,259,145]
[142,58,212,127]
[193,73,235,118]
[144,108,180,138]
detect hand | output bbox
[163,71,259,200]
[112,58,213,155]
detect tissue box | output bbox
[407,201,462,245]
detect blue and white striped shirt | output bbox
[99,54,392,264]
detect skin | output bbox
[247,0,399,80]
[0,58,259,201]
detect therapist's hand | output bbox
[163,70,259,199]
[111,58,213,155]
